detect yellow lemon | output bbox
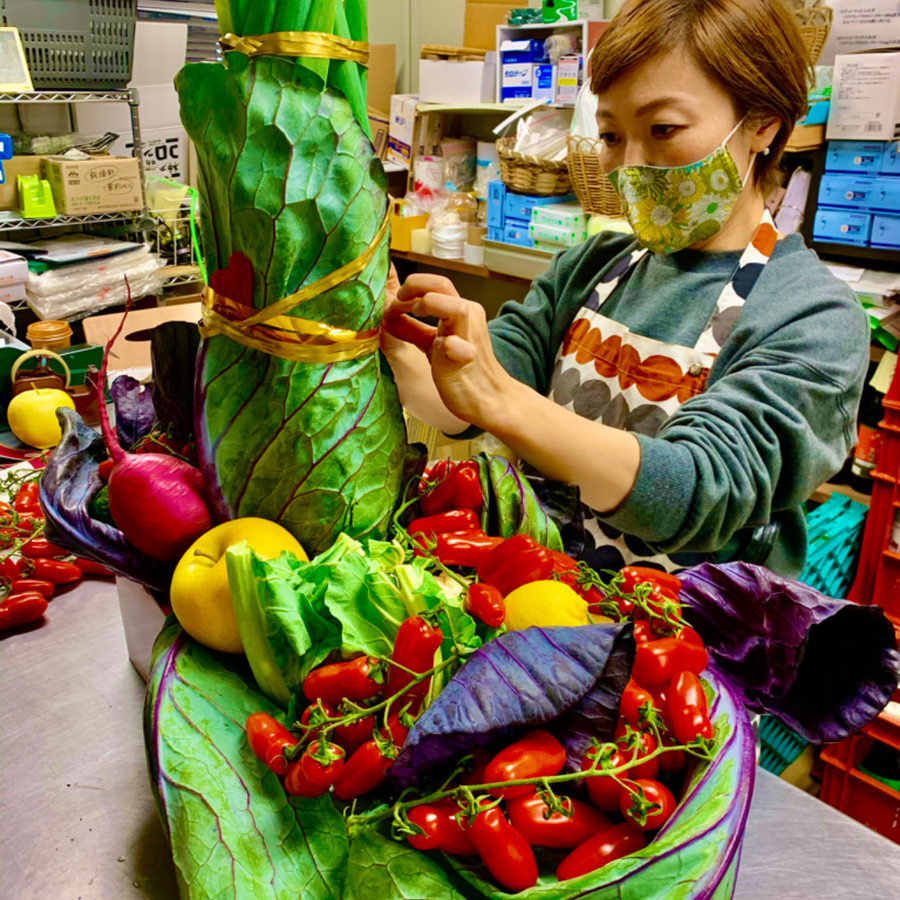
[504,580,590,631]
[8,387,75,449]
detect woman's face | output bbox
[594,49,756,177]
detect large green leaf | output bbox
[179,55,405,557]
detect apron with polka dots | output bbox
[547,210,780,573]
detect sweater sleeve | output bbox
[601,271,870,553]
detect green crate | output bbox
[1,0,136,90]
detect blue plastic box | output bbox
[871,214,900,249]
[504,191,576,223]
[881,142,900,176]
[813,208,872,246]
[488,226,505,243]
[825,141,886,176]
[503,220,535,248]
[872,177,900,214]
[819,175,878,210]
[487,179,506,229]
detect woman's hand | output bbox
[390,276,515,430]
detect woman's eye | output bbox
[651,124,681,139]
[599,132,621,147]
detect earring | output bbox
[762,147,771,156]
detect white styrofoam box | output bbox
[501,62,535,102]
[0,251,28,286]
[419,53,497,105]
[116,576,168,682]
[388,93,420,168]
[130,22,188,88]
[828,51,900,141]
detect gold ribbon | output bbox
[220,31,369,66]
[199,215,390,364]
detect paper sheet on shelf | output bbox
[819,0,900,67]
[826,263,864,283]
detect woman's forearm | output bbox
[386,342,471,436]
[479,377,642,513]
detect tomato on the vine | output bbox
[506,792,611,849]
[407,805,476,856]
[614,722,659,781]
[483,730,566,799]
[619,680,660,730]
[303,656,384,706]
[466,801,538,893]
[299,741,345,791]
[245,713,295,776]
[668,671,714,745]
[556,822,647,881]
[619,778,677,831]
[581,747,628,812]
[632,637,708,687]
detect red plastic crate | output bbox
[849,355,900,629]
[819,705,900,842]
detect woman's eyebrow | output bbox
[597,96,689,119]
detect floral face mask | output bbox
[607,118,754,255]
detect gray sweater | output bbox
[488,232,870,577]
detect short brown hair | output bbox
[590,0,812,194]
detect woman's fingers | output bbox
[396,273,460,303]
[384,313,437,352]
[433,334,477,364]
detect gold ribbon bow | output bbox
[200,215,390,364]
[220,31,369,67]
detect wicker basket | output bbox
[566,135,624,217]
[496,137,572,197]
[794,6,833,66]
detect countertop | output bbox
[3,580,900,900]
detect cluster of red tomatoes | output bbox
[0,477,113,632]
[246,613,442,801]
[400,566,714,891]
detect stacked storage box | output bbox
[529,201,588,251]
[487,180,578,249]
[814,141,900,249]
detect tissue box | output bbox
[882,143,900,176]
[504,191,576,222]
[825,141,886,176]
[871,214,900,249]
[532,200,587,230]
[813,208,872,246]
[556,55,583,105]
[872,177,900,214]
[500,39,545,64]
[818,175,878,210]
[533,64,558,103]
[502,62,535,102]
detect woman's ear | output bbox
[751,116,782,155]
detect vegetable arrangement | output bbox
[0,468,113,633]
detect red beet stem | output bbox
[96,277,134,464]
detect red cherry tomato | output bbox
[667,671,714,745]
[619,778,677,831]
[245,713,296,776]
[556,822,647,881]
[614,722,659,781]
[506,791,611,849]
[632,638,708,687]
[333,709,375,754]
[483,729,566,799]
[10,578,54,599]
[581,747,628,812]
[407,805,476,855]
[303,656,383,706]
[300,701,338,740]
[74,557,114,577]
[299,741,345,791]
[619,566,681,595]
[383,616,443,714]
[464,582,506,628]
[619,680,660,730]
[284,759,328,798]
[466,801,538,893]
[28,558,82,585]
[20,539,70,560]
[333,740,394,801]
[13,482,40,515]
[659,735,687,773]
[676,625,705,647]
[633,620,654,644]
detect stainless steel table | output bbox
[3,581,900,900]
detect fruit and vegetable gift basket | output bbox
[31,1,900,898]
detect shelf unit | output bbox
[391,249,531,285]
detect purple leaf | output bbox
[680,562,900,743]
[391,624,633,787]
[110,375,155,448]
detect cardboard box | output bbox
[533,64,558,103]
[556,55,583,105]
[388,93,419,168]
[501,62,535,102]
[542,0,605,21]
[882,142,900,175]
[873,176,900,213]
[368,108,390,159]
[501,39,546,64]
[0,156,44,210]
[813,208,873,245]
[819,174,879,210]
[0,283,25,304]
[419,51,497,104]
[828,51,900,142]
[872,213,900,248]
[464,1,518,52]
[488,178,506,228]
[42,156,144,215]
[0,251,28,286]
[368,44,397,118]
[825,140,886,175]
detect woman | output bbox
[382,0,868,578]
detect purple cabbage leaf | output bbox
[391,623,634,787]
[110,374,155,449]
[40,408,174,591]
[680,562,900,744]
